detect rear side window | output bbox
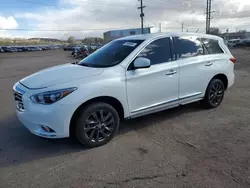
[137,37,172,65]
[201,38,224,54]
[174,36,204,59]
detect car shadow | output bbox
[119,102,202,134]
[0,102,203,168]
[0,115,84,168]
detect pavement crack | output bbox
[106,174,166,185]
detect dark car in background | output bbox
[0,45,65,53]
[235,39,250,47]
[63,45,75,51]
[1,47,16,52]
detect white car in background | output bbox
[13,32,235,147]
[227,39,241,47]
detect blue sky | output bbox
[0,0,250,39]
[1,0,61,29]
[0,0,60,15]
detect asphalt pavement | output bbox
[0,49,250,188]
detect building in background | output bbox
[103,27,151,43]
[222,32,250,40]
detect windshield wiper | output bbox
[78,62,92,67]
[71,62,91,67]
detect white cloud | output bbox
[14,12,44,21]
[1,0,250,39]
[0,16,19,38]
[0,16,18,29]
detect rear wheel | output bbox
[76,103,120,147]
[201,79,225,109]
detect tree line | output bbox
[68,36,104,45]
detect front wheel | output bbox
[201,79,225,109]
[76,103,120,147]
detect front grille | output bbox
[13,85,25,111]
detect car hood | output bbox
[20,64,103,89]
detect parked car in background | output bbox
[0,45,61,53]
[22,47,31,52]
[74,46,90,59]
[13,32,235,148]
[234,39,250,47]
[0,47,4,52]
[227,39,241,47]
[2,46,17,52]
[16,47,24,52]
[64,45,75,51]
[71,46,80,56]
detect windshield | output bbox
[78,40,144,68]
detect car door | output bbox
[126,37,179,117]
[173,36,214,103]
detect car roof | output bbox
[118,32,223,41]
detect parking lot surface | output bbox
[0,49,250,188]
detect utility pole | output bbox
[206,0,209,33]
[181,22,184,32]
[206,0,212,34]
[159,22,162,33]
[137,0,146,34]
[208,0,212,33]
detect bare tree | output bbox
[209,27,221,36]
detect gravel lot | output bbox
[0,49,249,188]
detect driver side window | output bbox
[137,37,172,65]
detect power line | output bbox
[13,0,135,8]
[11,0,137,16]
[77,0,134,7]
[0,27,142,32]
[12,0,206,14]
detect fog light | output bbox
[41,125,55,133]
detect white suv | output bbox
[13,33,235,147]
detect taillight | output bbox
[230,57,236,63]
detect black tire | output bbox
[201,79,225,109]
[76,102,120,148]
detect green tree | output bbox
[82,37,103,45]
[67,36,76,44]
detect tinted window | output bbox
[78,40,143,68]
[137,38,172,65]
[174,36,204,59]
[130,31,136,35]
[201,38,224,54]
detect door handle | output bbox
[205,62,213,66]
[166,70,177,76]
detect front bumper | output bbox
[13,83,73,139]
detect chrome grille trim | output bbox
[13,84,25,111]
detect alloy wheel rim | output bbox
[84,110,114,143]
[209,82,224,106]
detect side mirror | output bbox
[133,57,151,69]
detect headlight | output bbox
[30,87,77,104]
